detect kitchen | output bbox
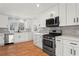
[0,3,79,56]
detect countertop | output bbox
[33,32,48,35]
[57,35,79,42]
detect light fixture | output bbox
[36,4,40,7]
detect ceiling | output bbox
[0,3,56,19]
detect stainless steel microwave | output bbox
[46,16,59,27]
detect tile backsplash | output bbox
[60,25,79,36]
[39,25,79,36]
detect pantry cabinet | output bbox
[0,15,8,28]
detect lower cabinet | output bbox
[63,44,79,56]
[74,47,79,56]
[33,33,43,49]
[14,32,32,43]
[56,37,63,56]
[56,36,79,56]
[0,35,4,46]
[63,45,74,56]
[0,37,4,46]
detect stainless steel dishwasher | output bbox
[4,33,14,45]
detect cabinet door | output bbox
[63,45,73,56]
[36,34,42,48]
[56,38,63,56]
[51,5,59,17]
[0,36,4,46]
[59,4,67,26]
[76,4,79,24]
[0,15,8,28]
[66,3,77,25]
[74,47,79,56]
[38,35,43,49]
[33,34,39,47]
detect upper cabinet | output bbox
[59,3,79,26]
[59,4,67,26]
[51,5,59,17]
[76,4,79,25]
[66,3,77,25]
[35,3,79,27]
[0,15,8,28]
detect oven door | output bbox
[43,39,55,48]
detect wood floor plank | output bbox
[0,41,48,56]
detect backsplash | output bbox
[60,25,79,36]
[39,25,79,36]
[38,27,61,33]
[0,28,9,33]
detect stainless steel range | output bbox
[43,30,62,56]
[43,34,56,56]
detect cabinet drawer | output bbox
[56,37,62,43]
[63,39,79,47]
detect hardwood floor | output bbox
[0,41,48,56]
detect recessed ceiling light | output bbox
[36,4,40,7]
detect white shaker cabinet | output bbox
[76,4,79,25]
[0,15,8,28]
[14,32,31,43]
[61,36,79,56]
[63,45,74,56]
[56,37,63,56]
[66,3,77,25]
[33,33,43,49]
[56,36,79,56]
[0,35,4,46]
[63,43,79,56]
[59,4,67,26]
[51,5,59,17]
[74,47,79,56]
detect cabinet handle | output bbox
[70,43,77,45]
[70,49,72,54]
[77,17,78,22]
[57,40,61,41]
[74,18,75,23]
[74,50,76,56]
